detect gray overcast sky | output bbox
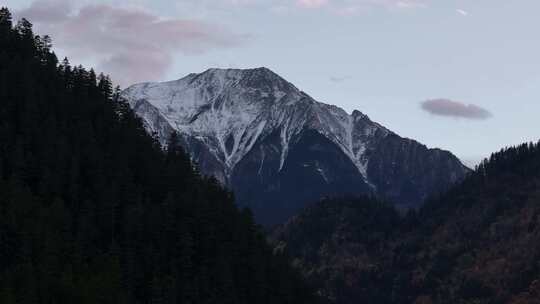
[6,0,540,166]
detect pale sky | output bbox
[6,0,540,166]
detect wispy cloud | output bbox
[16,0,248,87]
[295,0,428,15]
[456,9,469,16]
[329,0,426,11]
[421,99,492,120]
[13,0,432,86]
[191,0,429,13]
[393,1,427,9]
[297,0,329,9]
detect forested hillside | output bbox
[0,8,316,304]
[273,142,540,304]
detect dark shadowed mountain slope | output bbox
[0,10,318,304]
[122,68,469,225]
[272,141,540,304]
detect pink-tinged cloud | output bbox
[421,99,492,120]
[295,0,427,14]
[16,0,248,87]
[15,0,70,23]
[456,9,469,16]
[394,1,426,9]
[297,0,329,8]
[362,0,426,10]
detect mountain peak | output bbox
[202,66,275,75]
[196,67,282,82]
[122,69,470,225]
[192,67,296,94]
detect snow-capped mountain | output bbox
[122,67,469,225]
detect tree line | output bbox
[0,8,317,304]
[274,140,540,304]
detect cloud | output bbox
[364,0,427,10]
[320,0,427,15]
[456,9,468,16]
[421,99,492,120]
[392,1,426,9]
[212,0,428,12]
[16,0,248,86]
[15,0,71,24]
[297,0,329,8]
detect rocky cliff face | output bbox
[122,67,469,225]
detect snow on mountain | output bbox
[122,67,469,225]
[122,67,386,184]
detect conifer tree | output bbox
[0,8,318,304]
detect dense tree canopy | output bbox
[274,142,540,304]
[0,8,317,304]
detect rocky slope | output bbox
[122,68,469,225]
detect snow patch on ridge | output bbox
[122,68,390,184]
